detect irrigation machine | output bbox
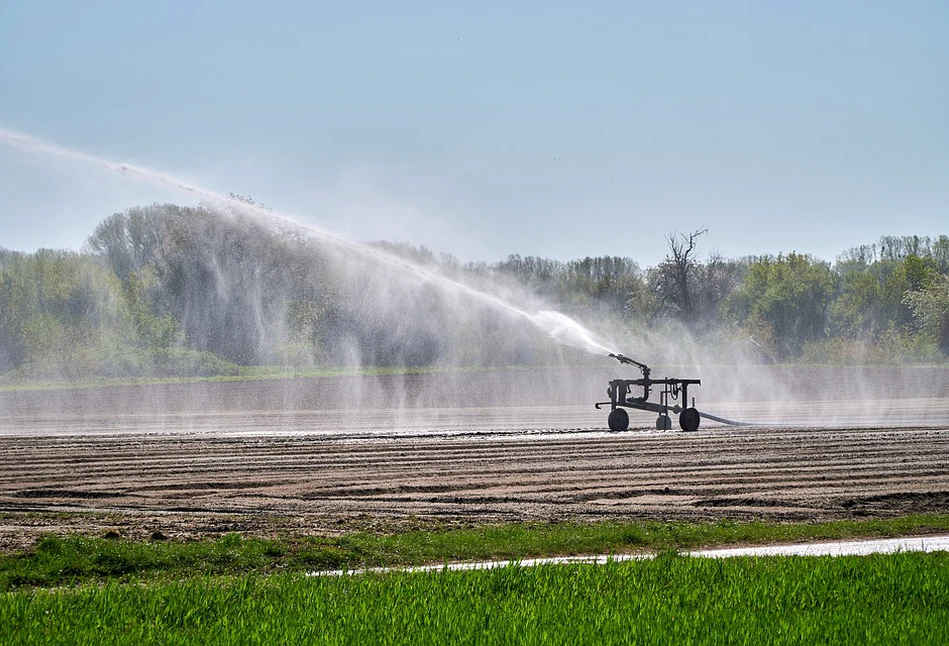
[596,353,703,432]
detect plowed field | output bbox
[1,366,948,549]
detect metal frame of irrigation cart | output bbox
[595,353,702,432]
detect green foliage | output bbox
[801,330,943,365]
[86,207,166,280]
[823,251,942,365]
[831,264,888,338]
[2,554,949,644]
[493,254,648,318]
[3,211,949,379]
[0,533,285,590]
[841,234,949,271]
[0,249,123,377]
[3,515,949,591]
[725,253,836,357]
[120,268,180,351]
[905,274,949,355]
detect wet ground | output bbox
[315,535,949,576]
[1,366,947,550]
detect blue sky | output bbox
[1,1,947,267]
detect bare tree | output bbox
[663,227,707,319]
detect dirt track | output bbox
[1,367,948,549]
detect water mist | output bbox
[0,127,618,359]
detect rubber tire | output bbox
[679,407,700,432]
[656,414,672,430]
[608,408,629,432]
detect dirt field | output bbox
[1,366,948,550]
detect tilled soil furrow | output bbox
[1,394,947,546]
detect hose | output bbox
[697,410,790,427]
[697,410,760,427]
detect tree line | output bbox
[1,204,947,380]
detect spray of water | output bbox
[0,127,618,357]
[5,129,947,431]
[532,311,615,355]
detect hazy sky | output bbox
[1,1,947,268]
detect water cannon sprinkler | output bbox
[597,352,701,432]
[598,352,756,431]
[609,353,650,379]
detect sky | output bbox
[1,1,947,268]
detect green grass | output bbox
[3,514,949,591]
[0,533,286,590]
[2,552,948,645]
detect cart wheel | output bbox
[656,414,672,430]
[608,408,629,432]
[679,407,700,432]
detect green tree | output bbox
[904,274,949,355]
[882,255,938,330]
[0,249,121,376]
[830,267,885,338]
[86,205,167,281]
[725,253,836,357]
[120,268,180,351]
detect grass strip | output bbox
[3,514,949,591]
[2,552,949,645]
